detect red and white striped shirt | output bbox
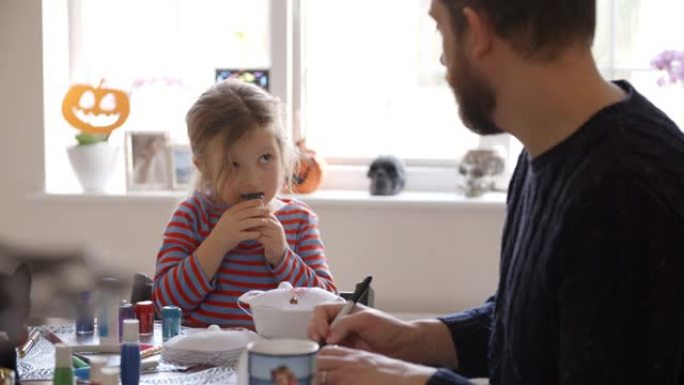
[153,192,336,328]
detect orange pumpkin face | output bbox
[62,82,130,135]
[291,140,324,194]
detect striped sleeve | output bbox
[152,199,216,313]
[271,205,337,293]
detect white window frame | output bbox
[285,0,512,193]
[45,0,679,197]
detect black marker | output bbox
[319,276,372,348]
[330,275,372,329]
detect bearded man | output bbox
[308,0,684,384]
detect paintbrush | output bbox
[37,326,65,345]
[17,327,40,358]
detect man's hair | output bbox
[441,0,596,60]
[186,80,297,199]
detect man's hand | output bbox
[309,303,460,368]
[315,345,436,385]
[308,303,423,362]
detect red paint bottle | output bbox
[133,301,154,336]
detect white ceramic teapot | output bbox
[237,281,345,339]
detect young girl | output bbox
[152,80,337,328]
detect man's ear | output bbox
[462,7,494,59]
[193,158,201,170]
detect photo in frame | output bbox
[215,68,270,91]
[170,144,194,190]
[125,131,172,191]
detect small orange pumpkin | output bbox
[62,80,130,135]
[291,140,325,194]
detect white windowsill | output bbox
[30,189,507,210]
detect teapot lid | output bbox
[245,282,342,311]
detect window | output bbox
[45,0,271,193]
[301,0,479,163]
[44,0,684,195]
[594,0,684,125]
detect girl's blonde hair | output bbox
[186,80,296,199]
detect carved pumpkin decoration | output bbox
[291,140,325,194]
[62,80,130,135]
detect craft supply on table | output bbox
[321,275,373,348]
[53,343,75,385]
[19,323,241,384]
[71,354,89,369]
[17,327,40,358]
[97,278,120,345]
[39,325,65,344]
[120,319,141,385]
[134,301,155,336]
[141,346,162,359]
[119,302,136,341]
[162,325,259,367]
[100,367,119,385]
[162,306,181,342]
[88,356,108,384]
[76,291,95,335]
[330,275,373,329]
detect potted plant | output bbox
[62,80,130,193]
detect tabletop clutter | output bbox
[14,279,348,385]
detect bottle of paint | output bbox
[118,301,135,342]
[161,305,181,341]
[88,356,108,385]
[99,367,120,385]
[120,319,141,385]
[53,343,75,385]
[76,291,95,334]
[133,301,155,336]
[97,278,120,345]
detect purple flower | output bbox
[651,50,684,86]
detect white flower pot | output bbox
[67,142,119,193]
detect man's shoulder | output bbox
[574,87,684,196]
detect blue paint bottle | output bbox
[97,278,120,345]
[120,319,140,385]
[76,291,95,334]
[161,305,181,341]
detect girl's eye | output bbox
[232,161,240,168]
[259,154,273,164]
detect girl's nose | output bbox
[239,170,260,190]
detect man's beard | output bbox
[447,49,504,136]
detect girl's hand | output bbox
[209,199,270,252]
[256,213,288,266]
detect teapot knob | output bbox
[277,281,293,290]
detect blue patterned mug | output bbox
[239,339,319,385]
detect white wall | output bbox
[0,0,504,316]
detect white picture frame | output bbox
[125,131,172,191]
[170,144,194,190]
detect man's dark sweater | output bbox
[429,81,684,385]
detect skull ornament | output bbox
[458,148,505,197]
[367,156,406,196]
